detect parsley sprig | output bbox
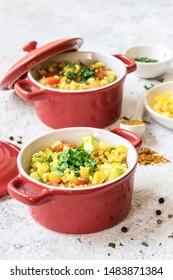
[64,61,96,83]
[53,145,97,176]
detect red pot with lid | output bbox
[7,127,142,234]
[0,38,136,129]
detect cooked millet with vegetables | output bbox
[29,135,128,188]
[37,61,117,90]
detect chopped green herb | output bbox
[47,155,53,162]
[66,71,76,80]
[144,84,154,90]
[122,116,130,120]
[32,152,41,158]
[77,238,82,243]
[135,57,158,63]
[157,77,164,83]
[74,170,80,177]
[119,242,124,246]
[159,243,162,246]
[56,146,97,176]
[141,242,149,247]
[108,242,116,249]
[140,250,143,254]
[52,167,64,177]
[66,61,75,68]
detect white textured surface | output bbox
[0,0,173,260]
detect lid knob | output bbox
[23,41,37,53]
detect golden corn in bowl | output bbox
[145,81,173,130]
[29,135,128,188]
[153,91,173,118]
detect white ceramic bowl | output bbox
[145,81,173,130]
[125,45,173,79]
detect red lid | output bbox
[0,141,20,196]
[0,37,83,90]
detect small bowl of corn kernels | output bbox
[145,81,173,129]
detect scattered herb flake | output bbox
[157,77,164,82]
[122,116,130,120]
[108,242,116,249]
[119,242,124,246]
[140,250,143,254]
[141,242,149,247]
[159,243,162,246]
[77,238,82,243]
[144,84,155,90]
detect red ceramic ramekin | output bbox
[8,127,142,234]
[14,51,136,128]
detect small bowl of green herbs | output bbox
[125,45,173,79]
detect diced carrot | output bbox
[77,178,86,185]
[46,77,62,85]
[52,143,63,152]
[63,143,77,148]
[52,142,77,152]
[47,181,59,186]
[95,70,107,77]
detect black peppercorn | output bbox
[158,197,164,204]
[9,136,14,140]
[121,226,128,233]
[156,210,161,215]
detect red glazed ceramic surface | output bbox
[0,38,83,90]
[0,141,20,196]
[7,127,142,234]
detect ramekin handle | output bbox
[14,77,46,101]
[109,127,142,151]
[8,176,53,206]
[113,54,136,74]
